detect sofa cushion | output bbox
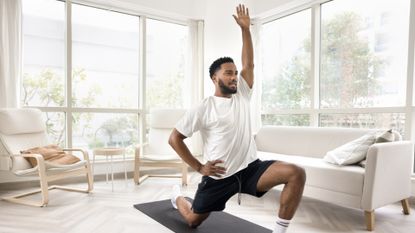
[257,151,365,196]
[323,133,376,165]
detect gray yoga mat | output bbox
[133,199,272,233]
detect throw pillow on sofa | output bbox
[375,129,395,143]
[21,144,80,167]
[323,133,376,166]
[359,129,397,168]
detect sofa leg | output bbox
[364,210,374,231]
[401,199,410,215]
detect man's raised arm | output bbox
[233,4,254,88]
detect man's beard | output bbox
[218,79,237,95]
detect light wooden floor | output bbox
[0,172,414,233]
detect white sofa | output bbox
[255,126,414,231]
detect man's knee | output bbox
[188,218,204,228]
[293,165,306,185]
[286,164,306,185]
[187,214,208,228]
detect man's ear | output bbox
[211,75,217,83]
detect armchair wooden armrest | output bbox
[21,153,46,172]
[63,148,90,161]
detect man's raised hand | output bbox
[232,4,250,30]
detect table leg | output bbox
[106,156,108,183]
[124,152,127,187]
[111,155,114,192]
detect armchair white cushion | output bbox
[0,108,47,171]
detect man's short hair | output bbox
[209,57,234,79]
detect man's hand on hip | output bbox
[199,160,226,178]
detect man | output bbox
[168,4,306,233]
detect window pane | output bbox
[320,0,409,108]
[72,113,139,155]
[319,113,405,136]
[21,0,65,107]
[261,114,310,126]
[261,9,311,110]
[72,4,139,108]
[42,112,66,147]
[146,19,187,109]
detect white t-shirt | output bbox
[175,76,257,179]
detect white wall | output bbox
[247,0,299,16]
[78,0,205,20]
[116,0,200,18]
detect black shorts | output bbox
[192,159,275,214]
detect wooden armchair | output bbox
[0,108,93,207]
[134,109,199,186]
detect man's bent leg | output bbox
[176,196,210,228]
[257,161,306,220]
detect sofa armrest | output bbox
[361,141,414,210]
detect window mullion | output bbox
[139,16,147,150]
[66,0,73,148]
[405,0,415,140]
[311,4,321,127]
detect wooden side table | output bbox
[93,148,127,191]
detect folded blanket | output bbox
[21,145,80,167]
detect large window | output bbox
[21,0,190,155]
[260,0,410,133]
[70,4,140,154]
[260,0,413,172]
[320,0,409,109]
[319,0,410,134]
[22,0,66,145]
[146,19,187,109]
[261,9,312,126]
[72,4,139,109]
[22,0,65,108]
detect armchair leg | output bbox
[2,170,49,207]
[38,161,49,206]
[86,164,94,192]
[134,165,141,184]
[182,164,188,186]
[3,188,48,207]
[134,150,140,184]
[401,199,410,215]
[365,210,375,231]
[39,173,49,206]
